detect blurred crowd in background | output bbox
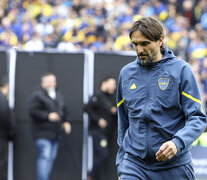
[0,0,207,107]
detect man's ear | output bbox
[159,35,164,46]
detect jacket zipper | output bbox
[145,67,151,169]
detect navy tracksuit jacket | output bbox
[116,49,206,173]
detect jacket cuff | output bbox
[172,137,185,152]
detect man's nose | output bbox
[137,45,144,53]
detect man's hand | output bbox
[155,141,178,161]
[62,122,71,134]
[48,112,61,122]
[98,118,108,128]
[110,106,117,114]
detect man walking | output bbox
[116,17,206,180]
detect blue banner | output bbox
[191,133,207,180]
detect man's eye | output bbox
[141,42,149,46]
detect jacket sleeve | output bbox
[0,92,15,139]
[57,93,70,122]
[172,64,206,152]
[28,93,49,122]
[84,95,101,123]
[61,105,70,122]
[116,72,129,167]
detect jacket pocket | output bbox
[155,72,176,109]
[122,78,146,107]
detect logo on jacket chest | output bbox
[158,78,169,90]
[130,83,136,90]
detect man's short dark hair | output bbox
[41,72,55,82]
[129,17,165,51]
[99,77,115,88]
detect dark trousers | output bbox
[0,137,8,180]
[89,133,109,180]
[118,156,195,180]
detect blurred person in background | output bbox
[116,16,206,180]
[200,57,207,96]
[191,60,207,110]
[0,77,15,180]
[84,77,117,180]
[0,0,205,54]
[28,72,71,180]
[24,32,44,51]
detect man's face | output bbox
[4,83,9,95]
[0,83,9,96]
[41,75,56,91]
[131,30,163,66]
[106,78,116,94]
